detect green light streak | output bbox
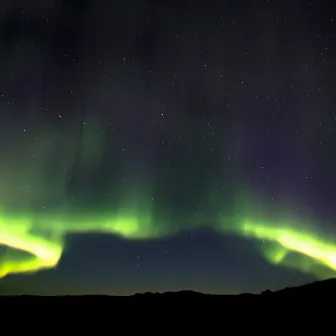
[1,208,336,279]
[217,219,336,278]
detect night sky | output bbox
[1,0,336,295]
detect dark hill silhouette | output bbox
[1,278,336,303]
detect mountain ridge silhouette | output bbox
[1,278,336,302]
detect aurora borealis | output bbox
[2,210,336,280]
[1,0,336,295]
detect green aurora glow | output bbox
[1,204,336,279]
[1,120,335,281]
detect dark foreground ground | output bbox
[1,278,336,303]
